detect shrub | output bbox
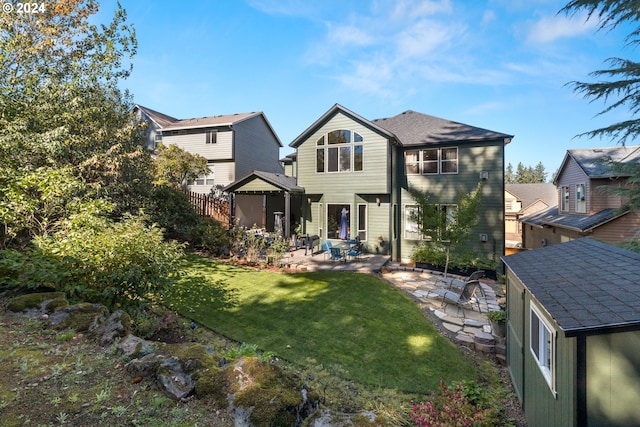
[149,185,198,240]
[187,217,230,256]
[411,380,494,427]
[31,212,184,309]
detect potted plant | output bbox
[487,310,506,337]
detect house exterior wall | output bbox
[296,111,392,252]
[134,108,163,150]
[592,212,640,243]
[556,158,589,213]
[506,269,577,427]
[587,331,640,426]
[163,128,234,160]
[233,116,283,178]
[590,177,625,212]
[400,141,505,265]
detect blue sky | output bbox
[103,0,635,177]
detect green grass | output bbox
[165,255,477,393]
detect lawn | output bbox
[164,255,477,393]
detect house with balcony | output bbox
[133,104,283,194]
[521,146,640,249]
[505,183,557,253]
[227,104,513,263]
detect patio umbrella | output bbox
[339,208,348,239]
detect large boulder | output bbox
[117,334,157,359]
[90,309,131,346]
[6,292,68,318]
[47,302,109,332]
[157,356,196,401]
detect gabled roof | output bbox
[134,104,179,127]
[223,170,303,193]
[502,238,640,336]
[521,206,628,232]
[372,110,513,146]
[506,183,557,212]
[289,104,398,148]
[553,145,640,184]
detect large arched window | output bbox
[316,130,363,173]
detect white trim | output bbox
[530,302,557,395]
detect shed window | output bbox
[530,304,556,393]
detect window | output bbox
[404,205,421,240]
[205,129,217,144]
[576,183,586,213]
[316,130,363,174]
[404,203,456,240]
[194,164,215,186]
[404,147,458,175]
[505,201,513,211]
[530,305,555,391]
[561,186,570,212]
[357,204,367,241]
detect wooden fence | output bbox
[185,191,230,224]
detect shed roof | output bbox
[223,170,303,193]
[372,110,513,146]
[502,238,640,336]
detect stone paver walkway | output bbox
[382,263,505,357]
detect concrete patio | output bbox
[278,247,506,358]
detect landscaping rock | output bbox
[117,334,157,359]
[91,309,131,346]
[126,353,167,378]
[6,292,68,318]
[157,356,195,401]
[47,302,109,332]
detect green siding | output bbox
[397,141,504,263]
[518,285,577,426]
[506,271,525,403]
[587,332,640,426]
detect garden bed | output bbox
[415,262,498,280]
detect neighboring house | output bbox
[502,238,640,427]
[226,104,512,263]
[521,146,640,249]
[505,183,557,253]
[133,104,284,194]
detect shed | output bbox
[502,238,640,426]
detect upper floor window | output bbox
[206,130,217,144]
[530,304,556,392]
[405,147,458,175]
[316,130,364,173]
[505,201,513,211]
[194,164,215,186]
[560,186,570,212]
[576,183,586,213]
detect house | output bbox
[522,146,640,249]
[505,183,557,253]
[133,104,284,194]
[502,238,640,426]
[225,104,512,263]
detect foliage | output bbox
[505,161,548,183]
[561,0,640,145]
[149,185,199,238]
[153,143,209,189]
[187,217,231,256]
[487,310,507,322]
[408,182,483,275]
[410,380,495,427]
[28,213,184,309]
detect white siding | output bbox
[163,130,233,160]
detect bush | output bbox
[149,185,198,239]
[29,213,184,309]
[187,217,231,256]
[411,380,495,426]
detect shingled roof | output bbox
[506,183,557,212]
[134,104,178,127]
[372,110,513,146]
[502,238,640,336]
[555,146,640,183]
[521,206,628,232]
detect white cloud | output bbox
[482,10,496,26]
[526,12,599,44]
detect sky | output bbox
[99,0,637,177]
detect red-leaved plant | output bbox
[411,380,492,427]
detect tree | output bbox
[408,183,484,276]
[562,0,640,145]
[505,162,548,183]
[153,143,209,189]
[505,163,515,184]
[0,0,152,245]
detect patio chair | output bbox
[448,270,485,290]
[347,242,363,260]
[432,280,481,317]
[321,241,333,260]
[329,247,345,262]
